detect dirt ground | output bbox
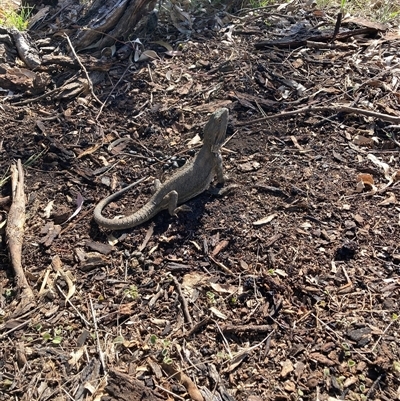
[1,1,400,401]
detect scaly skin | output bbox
[93,108,228,230]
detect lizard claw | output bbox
[173,204,192,215]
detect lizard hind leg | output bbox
[164,190,192,216]
[165,190,179,216]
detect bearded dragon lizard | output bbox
[94,108,228,230]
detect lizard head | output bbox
[203,108,229,150]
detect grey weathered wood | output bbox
[74,0,157,51]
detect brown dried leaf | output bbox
[356,173,377,194]
[211,240,229,256]
[309,352,336,366]
[253,213,277,226]
[377,192,396,206]
[209,307,228,319]
[209,282,241,295]
[353,135,374,146]
[357,173,374,186]
[280,359,294,377]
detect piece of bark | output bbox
[102,369,164,401]
[74,0,157,51]
[6,160,36,317]
[10,28,41,68]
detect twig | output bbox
[154,384,186,401]
[89,297,107,373]
[369,318,396,354]
[365,374,383,400]
[64,33,103,106]
[185,317,212,337]
[96,61,132,120]
[0,319,31,339]
[208,254,234,275]
[237,104,400,126]
[215,321,233,359]
[220,330,275,368]
[171,276,193,329]
[56,285,91,327]
[331,12,342,42]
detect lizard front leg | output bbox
[215,151,225,184]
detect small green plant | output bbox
[341,342,351,357]
[150,334,158,345]
[216,351,230,360]
[206,291,216,305]
[113,336,125,345]
[393,360,400,373]
[124,285,139,299]
[161,347,172,364]
[52,335,63,345]
[0,5,33,31]
[149,335,173,364]
[347,359,356,367]
[39,326,63,345]
[42,331,52,341]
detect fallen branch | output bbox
[237,104,400,126]
[6,160,35,317]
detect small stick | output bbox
[64,33,104,107]
[331,12,342,42]
[171,276,193,329]
[89,297,107,373]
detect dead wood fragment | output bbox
[172,275,193,329]
[85,240,114,255]
[255,27,381,49]
[161,360,204,401]
[15,341,28,368]
[0,66,50,94]
[9,28,40,69]
[221,324,272,333]
[185,317,212,337]
[74,0,157,51]
[332,12,342,42]
[103,368,164,401]
[6,160,35,317]
[41,54,113,71]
